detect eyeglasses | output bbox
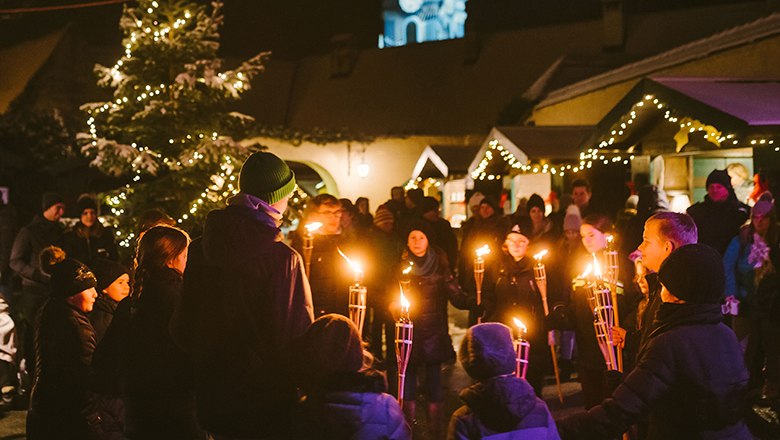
[317,209,342,217]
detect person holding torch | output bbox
[398,221,473,439]
[480,223,551,396]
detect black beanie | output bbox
[92,258,130,292]
[291,314,364,378]
[50,259,97,299]
[460,323,516,381]
[526,194,545,214]
[404,219,434,243]
[480,195,499,214]
[238,152,296,204]
[76,194,98,214]
[705,169,733,191]
[419,196,439,214]
[658,243,725,304]
[41,192,65,212]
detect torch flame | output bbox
[580,263,593,279]
[592,254,602,278]
[512,317,527,333]
[400,289,410,310]
[305,222,323,233]
[606,234,614,244]
[402,262,413,275]
[337,248,362,275]
[475,245,491,257]
[533,250,548,261]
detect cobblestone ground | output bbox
[0,307,776,439]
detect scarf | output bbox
[408,246,438,277]
[228,192,284,229]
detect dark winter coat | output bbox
[27,299,100,440]
[482,254,550,394]
[60,222,119,267]
[124,266,202,439]
[448,375,560,440]
[687,196,749,256]
[426,217,459,274]
[291,231,355,317]
[89,293,119,345]
[171,205,314,438]
[557,303,752,440]
[365,227,405,309]
[294,372,411,440]
[10,215,63,288]
[404,247,471,365]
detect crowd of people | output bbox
[0,151,775,439]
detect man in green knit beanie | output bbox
[172,151,314,439]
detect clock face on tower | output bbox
[399,0,423,14]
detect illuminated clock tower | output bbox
[380,0,468,47]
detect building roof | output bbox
[539,10,780,108]
[581,77,780,155]
[244,1,774,137]
[410,144,480,179]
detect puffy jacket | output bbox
[28,299,100,439]
[448,375,560,440]
[294,373,411,440]
[60,222,118,267]
[171,205,314,438]
[557,303,752,440]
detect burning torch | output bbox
[338,249,367,337]
[587,256,621,372]
[395,288,413,405]
[533,250,564,403]
[302,222,322,278]
[512,318,530,379]
[474,245,491,323]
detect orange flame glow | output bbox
[304,222,322,233]
[337,248,362,275]
[512,317,527,333]
[475,245,491,258]
[533,250,548,261]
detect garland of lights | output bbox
[470,93,776,182]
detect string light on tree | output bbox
[77,0,268,248]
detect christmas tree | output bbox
[78,0,267,248]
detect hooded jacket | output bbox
[171,204,314,438]
[448,375,560,440]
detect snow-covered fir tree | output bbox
[79,0,267,246]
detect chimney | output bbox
[330,34,358,78]
[602,0,624,52]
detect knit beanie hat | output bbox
[419,196,440,214]
[526,194,545,214]
[292,314,364,378]
[460,323,516,381]
[468,192,485,210]
[705,169,733,191]
[49,258,97,299]
[480,195,499,214]
[752,193,774,218]
[92,258,131,292]
[373,205,394,227]
[658,243,725,304]
[238,152,296,204]
[76,194,98,214]
[41,192,65,212]
[563,204,583,231]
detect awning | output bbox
[411,145,481,179]
[582,77,780,157]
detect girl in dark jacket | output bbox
[123,225,204,439]
[399,223,471,439]
[550,215,635,409]
[482,224,550,396]
[27,251,102,440]
[289,314,411,440]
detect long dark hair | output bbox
[134,225,189,299]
